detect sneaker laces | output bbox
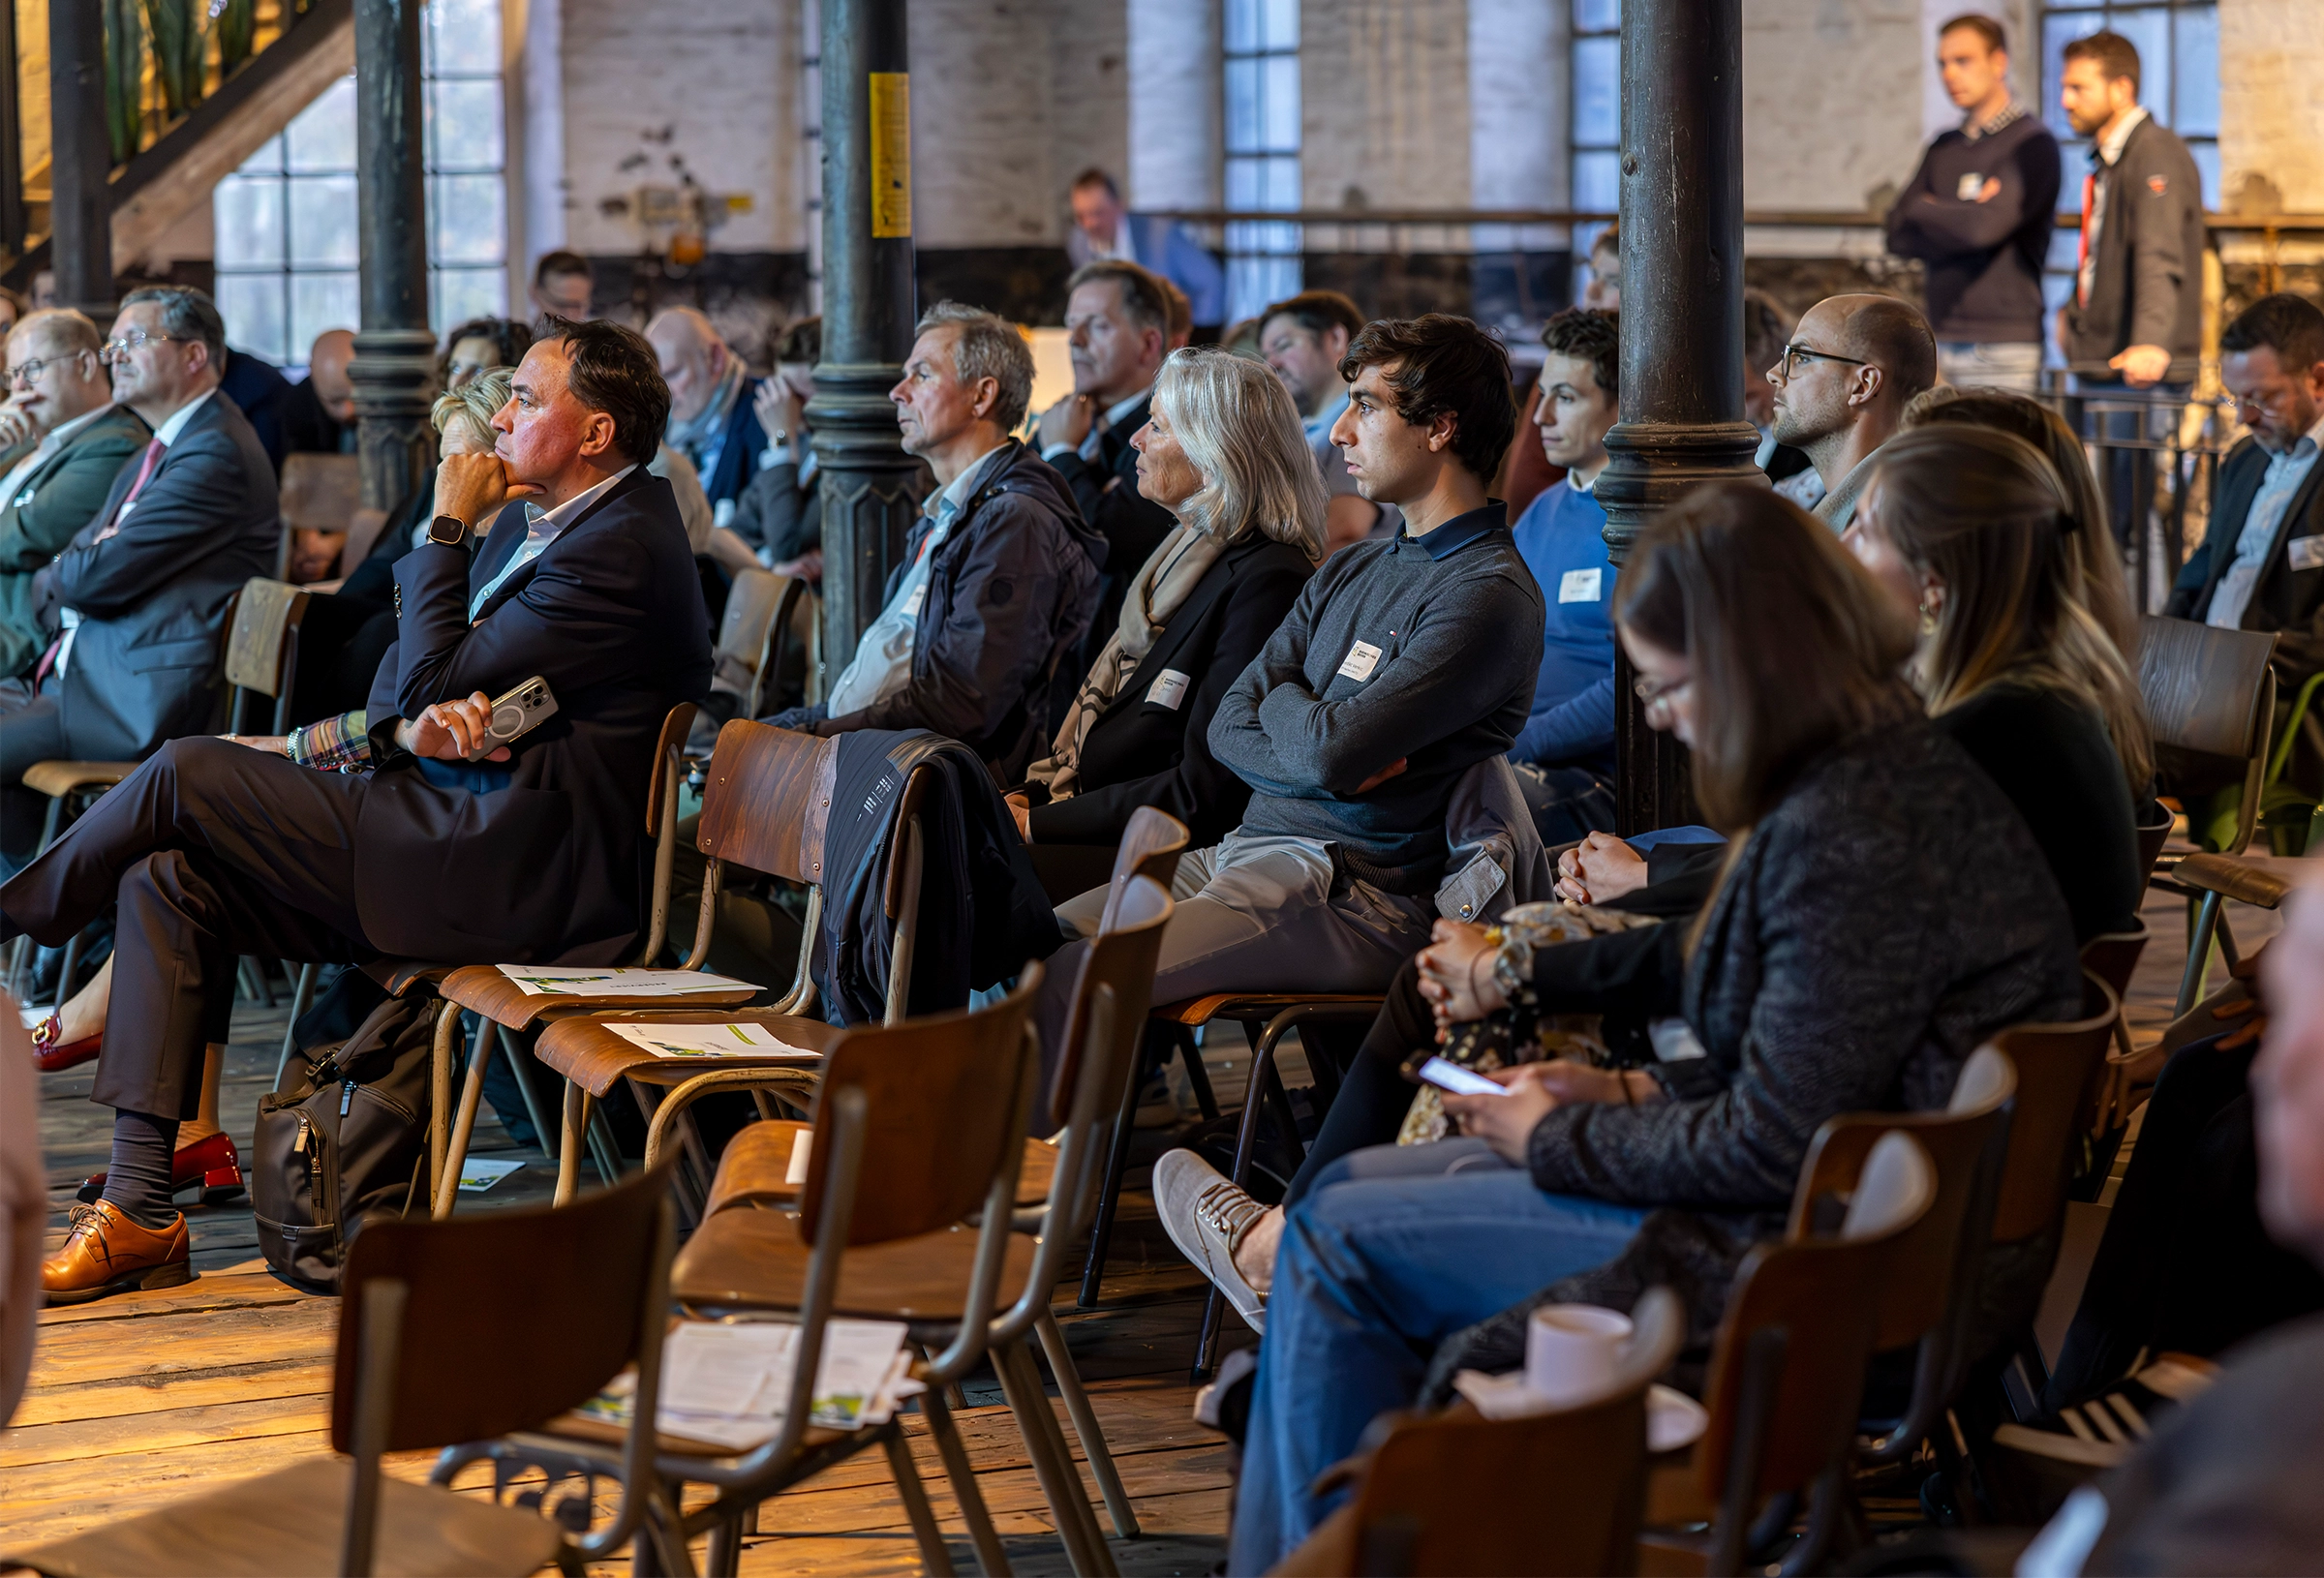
[1193,1180,1267,1254]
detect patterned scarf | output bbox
[1025,522,1228,800]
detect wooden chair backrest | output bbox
[696,717,830,884]
[332,1160,674,1453]
[1697,1134,1933,1509]
[799,969,1041,1246]
[279,452,361,533]
[2137,615,2276,760]
[1042,873,1174,1136]
[1987,973,2118,1245]
[1787,1047,2015,1352]
[1096,805,1189,933]
[644,704,697,837]
[2078,922,2148,1005]
[2134,811,2173,883]
[340,505,393,573]
[223,577,310,696]
[716,567,787,668]
[1330,1290,1688,1577]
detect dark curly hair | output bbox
[1538,307,1619,400]
[1335,314,1518,484]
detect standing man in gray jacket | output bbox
[1053,314,1544,1003]
[0,288,277,865]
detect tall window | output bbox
[1570,0,1620,304]
[213,0,507,369]
[1223,0,1300,325]
[2038,1,2217,345]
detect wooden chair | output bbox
[650,972,1047,1575]
[708,566,810,726]
[224,575,312,735]
[1270,1289,1689,1577]
[379,702,717,1217]
[2078,921,2154,1135]
[2135,615,2278,1010]
[1,1162,685,1577]
[528,717,939,1209]
[1640,1132,1937,1576]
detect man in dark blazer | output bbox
[4,319,711,1303]
[0,309,149,682]
[2167,293,2324,722]
[1035,258,1177,644]
[0,288,276,866]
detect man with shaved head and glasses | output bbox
[1765,292,1939,531]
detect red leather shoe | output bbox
[77,1131,245,1207]
[31,1014,102,1074]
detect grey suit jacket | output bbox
[0,406,150,678]
[38,391,279,761]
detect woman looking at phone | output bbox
[1217,484,2084,1572]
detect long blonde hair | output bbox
[1867,425,2153,789]
[1149,347,1327,560]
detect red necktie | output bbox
[35,438,168,683]
[2076,171,2097,308]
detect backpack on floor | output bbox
[251,975,436,1294]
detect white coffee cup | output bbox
[1525,1303,1633,1405]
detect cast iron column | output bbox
[810,0,924,680]
[1,1,23,260]
[350,0,437,517]
[47,0,114,317]
[1594,0,1766,834]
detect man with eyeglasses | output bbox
[0,287,276,872]
[0,311,149,693]
[1765,293,1939,531]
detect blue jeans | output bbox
[1227,1139,1650,1572]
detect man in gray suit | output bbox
[0,288,277,865]
[0,309,149,680]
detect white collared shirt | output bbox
[2209,410,2324,630]
[1,404,112,506]
[468,465,638,618]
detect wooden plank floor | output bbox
[4,855,2288,1570]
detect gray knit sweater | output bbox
[1208,504,1544,895]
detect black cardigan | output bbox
[1026,531,1313,848]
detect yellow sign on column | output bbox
[870,73,912,239]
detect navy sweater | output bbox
[1884,109,2062,344]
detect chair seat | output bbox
[440,963,761,1031]
[674,1208,1041,1320]
[19,760,138,799]
[1,1455,562,1577]
[537,1011,839,1098]
[2171,851,2288,910]
[1152,992,1385,1027]
[703,1123,1055,1217]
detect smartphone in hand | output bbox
[1412,1056,1511,1098]
[469,676,559,761]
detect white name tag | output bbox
[1956,172,1987,201]
[902,584,927,617]
[1146,667,1191,710]
[1558,567,1603,604]
[2290,534,2324,573]
[1336,639,1384,683]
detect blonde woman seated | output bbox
[1008,346,1322,901]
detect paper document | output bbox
[602,1021,822,1060]
[575,1319,921,1451]
[497,965,757,998]
[457,1157,524,1192]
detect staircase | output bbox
[3,0,353,293]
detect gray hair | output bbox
[12,307,102,357]
[118,286,227,368]
[431,365,514,442]
[915,301,1035,432]
[1150,346,1327,560]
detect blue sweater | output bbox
[1509,478,1617,774]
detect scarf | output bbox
[1025,522,1228,800]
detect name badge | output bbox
[1146,667,1191,710]
[1336,639,1384,683]
[1558,567,1603,603]
[11,489,31,509]
[2290,534,2324,573]
[902,583,928,617]
[1956,171,1987,201]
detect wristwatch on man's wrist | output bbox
[427,514,470,547]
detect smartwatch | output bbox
[427,514,470,547]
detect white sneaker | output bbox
[1152,1148,1269,1334]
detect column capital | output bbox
[1596,420,1766,561]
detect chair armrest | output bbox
[2171,852,2288,910]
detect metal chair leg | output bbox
[1036,1307,1139,1538]
[587,1104,624,1185]
[427,1003,458,1203]
[431,1014,498,1218]
[1174,1027,1218,1121]
[1079,1034,1151,1307]
[496,1025,558,1160]
[273,961,320,1089]
[2175,890,2225,1017]
[554,1081,593,1205]
[1193,1022,1286,1381]
[917,1374,1013,1576]
[882,1422,959,1578]
[994,1339,1115,1577]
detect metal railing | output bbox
[2037,375,2237,615]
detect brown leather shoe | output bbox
[43,1200,194,1306]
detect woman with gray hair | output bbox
[1011,345,1323,895]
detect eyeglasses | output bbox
[1633,673,1693,722]
[5,352,83,385]
[100,330,180,363]
[1772,343,1873,383]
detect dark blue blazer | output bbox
[357,465,712,963]
[696,378,769,510]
